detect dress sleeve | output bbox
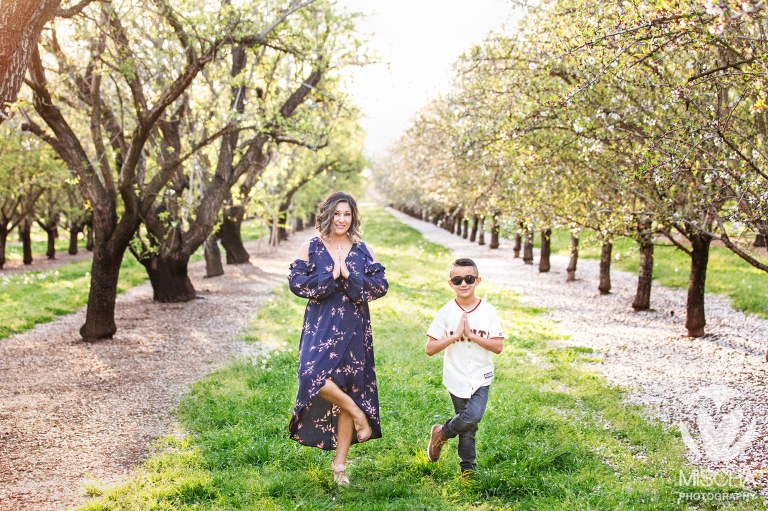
[288,259,338,300]
[341,244,388,304]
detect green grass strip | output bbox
[78,206,765,510]
[0,256,147,340]
[544,228,768,318]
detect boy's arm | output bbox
[425,332,460,356]
[466,332,504,354]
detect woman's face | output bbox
[332,201,353,237]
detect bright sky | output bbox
[334,0,516,158]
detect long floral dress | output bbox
[287,237,388,449]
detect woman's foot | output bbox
[352,410,372,443]
[331,460,350,485]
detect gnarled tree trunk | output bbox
[140,250,195,303]
[0,0,62,122]
[523,229,533,264]
[539,228,551,272]
[219,205,249,264]
[80,243,125,341]
[566,234,578,281]
[204,235,224,278]
[598,242,612,294]
[685,232,712,337]
[489,216,500,249]
[632,238,653,309]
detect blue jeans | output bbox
[441,385,489,471]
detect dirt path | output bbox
[389,209,768,482]
[0,232,312,511]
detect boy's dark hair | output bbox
[452,258,478,275]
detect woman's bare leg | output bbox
[317,379,372,442]
[335,410,354,465]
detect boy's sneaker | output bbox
[427,425,447,462]
[460,469,474,479]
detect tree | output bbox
[22,0,326,340]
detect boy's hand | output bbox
[462,312,472,338]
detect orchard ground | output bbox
[62,204,768,511]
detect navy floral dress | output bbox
[288,237,388,449]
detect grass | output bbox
[539,228,768,318]
[0,221,264,339]
[77,204,766,510]
[0,255,148,340]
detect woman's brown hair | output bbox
[316,192,362,243]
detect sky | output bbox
[333,0,516,158]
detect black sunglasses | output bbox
[450,275,477,286]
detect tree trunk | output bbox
[296,218,304,232]
[141,250,196,303]
[539,228,551,272]
[68,224,80,255]
[80,244,124,341]
[755,233,765,248]
[0,0,62,123]
[278,202,290,241]
[685,232,712,337]
[20,218,32,265]
[523,229,533,264]
[469,215,478,242]
[219,205,250,264]
[490,216,500,249]
[455,215,462,236]
[566,234,579,281]
[632,240,654,308]
[478,217,485,245]
[513,232,522,258]
[462,219,469,239]
[599,242,612,294]
[0,225,7,269]
[204,235,224,278]
[86,224,94,251]
[41,221,57,259]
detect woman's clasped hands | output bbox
[333,244,350,280]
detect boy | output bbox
[425,258,504,475]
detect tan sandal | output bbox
[331,460,350,485]
[352,411,372,443]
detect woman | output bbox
[288,192,388,485]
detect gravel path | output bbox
[0,249,94,276]
[0,232,312,511]
[388,208,768,481]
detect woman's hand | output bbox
[337,245,350,279]
[332,247,342,279]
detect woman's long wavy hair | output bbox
[316,192,362,243]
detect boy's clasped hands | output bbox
[332,244,350,280]
[455,312,473,342]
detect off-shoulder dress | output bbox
[287,237,388,449]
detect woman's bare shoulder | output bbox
[296,241,311,262]
[362,243,379,263]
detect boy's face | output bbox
[448,265,481,299]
